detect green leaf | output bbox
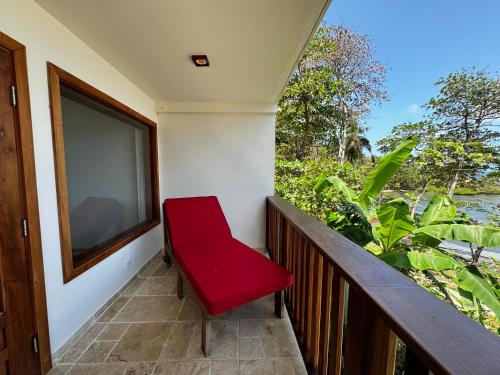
[412,232,442,248]
[407,250,462,271]
[379,250,462,271]
[358,139,416,207]
[376,198,415,252]
[457,267,500,320]
[314,176,356,201]
[420,195,457,226]
[415,224,500,248]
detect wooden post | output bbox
[275,290,284,319]
[202,313,211,357]
[177,272,184,299]
[344,289,397,375]
[327,272,345,375]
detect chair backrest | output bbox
[163,196,232,251]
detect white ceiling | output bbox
[35,0,330,103]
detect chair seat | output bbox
[175,237,292,316]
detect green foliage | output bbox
[377,68,500,197]
[276,25,387,161]
[379,250,462,271]
[419,195,457,226]
[274,158,366,220]
[457,266,500,320]
[415,224,500,249]
[312,139,500,327]
[376,198,415,252]
[357,140,417,207]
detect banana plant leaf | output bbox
[376,198,415,252]
[314,176,356,201]
[379,250,462,271]
[414,224,500,248]
[446,286,476,312]
[419,195,457,226]
[456,266,500,320]
[412,232,442,248]
[357,139,416,207]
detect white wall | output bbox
[158,112,275,248]
[0,0,163,353]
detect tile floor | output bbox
[49,253,307,375]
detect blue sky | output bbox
[323,0,500,150]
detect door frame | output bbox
[0,32,51,373]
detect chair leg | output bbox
[202,313,211,357]
[162,247,172,266]
[177,272,184,299]
[275,290,284,319]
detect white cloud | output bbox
[408,104,420,114]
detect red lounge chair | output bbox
[162,196,293,356]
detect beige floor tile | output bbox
[98,323,130,340]
[290,356,307,375]
[47,364,72,375]
[239,358,294,375]
[67,363,127,375]
[151,263,169,277]
[151,252,163,264]
[113,296,182,322]
[239,295,276,319]
[210,320,238,359]
[239,319,300,357]
[135,276,177,296]
[58,323,107,363]
[159,320,238,360]
[139,262,164,278]
[211,359,238,375]
[213,307,238,321]
[122,278,146,296]
[158,321,204,360]
[176,296,202,321]
[153,361,210,375]
[124,361,157,374]
[107,322,172,362]
[239,337,264,359]
[97,296,130,322]
[78,340,116,363]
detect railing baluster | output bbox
[327,271,345,375]
[299,238,308,342]
[404,348,428,375]
[304,244,314,361]
[371,315,397,375]
[318,262,333,374]
[291,230,297,320]
[344,289,369,374]
[344,288,397,375]
[310,254,323,372]
[296,234,303,332]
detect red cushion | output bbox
[163,196,232,250]
[175,237,293,315]
[163,196,293,316]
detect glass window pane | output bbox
[60,84,153,266]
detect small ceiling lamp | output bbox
[191,55,210,67]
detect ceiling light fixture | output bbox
[191,55,210,67]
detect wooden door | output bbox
[0,46,37,374]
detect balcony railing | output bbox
[266,196,500,375]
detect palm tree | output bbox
[344,119,372,162]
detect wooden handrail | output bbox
[266,196,500,375]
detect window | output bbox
[48,63,160,282]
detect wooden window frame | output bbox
[47,63,161,283]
